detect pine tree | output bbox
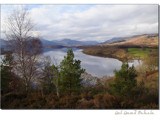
[109,62,137,96]
[59,49,85,94]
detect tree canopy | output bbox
[59,49,85,94]
[109,62,137,96]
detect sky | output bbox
[1,4,158,42]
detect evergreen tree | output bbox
[109,62,137,96]
[59,49,85,94]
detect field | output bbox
[127,48,156,59]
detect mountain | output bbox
[82,41,99,45]
[55,39,99,46]
[0,39,6,46]
[40,39,59,46]
[56,39,84,46]
[0,39,7,50]
[40,38,99,46]
[101,33,158,48]
[102,37,128,44]
[102,34,156,44]
[1,38,99,48]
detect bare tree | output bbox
[38,56,60,97]
[38,56,53,96]
[52,64,60,97]
[52,57,60,97]
[5,6,43,92]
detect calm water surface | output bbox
[43,48,141,78]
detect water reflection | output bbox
[44,48,124,77]
[44,48,142,77]
[0,48,141,78]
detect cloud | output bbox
[1,5,158,42]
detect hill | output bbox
[102,34,158,48]
[83,34,159,61]
[40,39,59,46]
[0,39,6,47]
[41,38,99,47]
[0,39,8,52]
[102,37,128,44]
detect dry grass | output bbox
[136,70,158,89]
[104,34,158,48]
[83,46,131,61]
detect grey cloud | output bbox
[29,5,158,42]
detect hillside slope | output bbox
[102,34,158,48]
[83,34,159,61]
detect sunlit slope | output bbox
[103,34,158,47]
